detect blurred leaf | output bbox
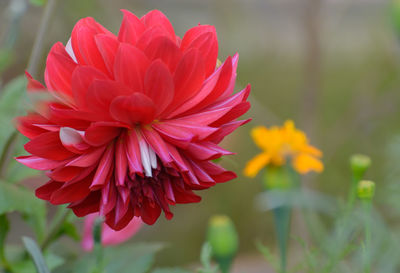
[0,181,46,241]
[58,221,81,241]
[30,0,47,6]
[197,243,219,273]
[255,241,279,272]
[0,49,14,74]
[255,189,337,214]
[0,76,27,151]
[22,237,50,273]
[0,214,9,262]
[103,243,165,273]
[152,268,192,273]
[11,249,64,273]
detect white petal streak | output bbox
[136,130,158,177]
[65,38,77,63]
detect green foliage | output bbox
[0,181,46,241]
[197,243,219,273]
[22,237,50,273]
[152,268,192,273]
[30,0,47,6]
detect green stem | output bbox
[92,217,104,273]
[27,0,58,77]
[273,206,291,273]
[40,208,70,251]
[0,131,18,179]
[362,201,372,273]
[347,174,361,211]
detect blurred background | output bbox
[1,0,399,270]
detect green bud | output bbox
[263,166,292,190]
[207,215,238,273]
[350,154,371,178]
[357,180,375,200]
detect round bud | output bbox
[357,180,375,200]
[207,215,239,261]
[350,154,371,178]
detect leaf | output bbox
[152,268,192,273]
[197,243,219,273]
[0,214,9,260]
[0,181,46,241]
[255,241,279,271]
[30,0,47,6]
[103,243,165,273]
[0,76,27,152]
[22,237,50,273]
[0,49,14,74]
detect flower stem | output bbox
[92,217,104,273]
[362,200,372,273]
[273,206,291,273]
[0,131,18,179]
[27,0,58,77]
[40,208,70,251]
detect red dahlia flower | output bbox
[17,10,251,230]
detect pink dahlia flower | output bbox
[17,9,251,230]
[81,213,142,251]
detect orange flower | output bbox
[244,120,323,177]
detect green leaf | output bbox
[255,241,279,271]
[0,214,10,262]
[152,268,192,273]
[0,49,14,74]
[0,182,46,241]
[197,243,219,273]
[30,0,47,6]
[103,243,165,273]
[22,237,50,273]
[9,247,64,273]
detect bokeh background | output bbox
[1,0,399,270]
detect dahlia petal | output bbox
[67,146,106,167]
[69,191,101,217]
[136,131,153,177]
[100,180,117,215]
[48,166,82,182]
[187,159,215,184]
[91,145,114,190]
[170,182,201,203]
[140,198,161,225]
[125,131,143,175]
[181,30,218,76]
[65,38,78,63]
[50,175,92,205]
[45,43,77,99]
[141,128,172,163]
[60,127,89,153]
[109,93,156,125]
[25,131,75,161]
[166,49,205,113]
[174,106,232,126]
[141,10,175,41]
[144,36,182,72]
[220,53,239,99]
[135,25,170,51]
[16,114,48,139]
[152,122,193,148]
[199,161,237,183]
[84,122,122,146]
[74,26,110,74]
[167,56,230,117]
[144,60,174,116]
[114,43,150,92]
[71,66,108,109]
[186,142,233,161]
[118,9,145,44]
[16,155,65,170]
[207,119,251,144]
[35,180,63,200]
[211,101,251,127]
[106,204,134,231]
[25,71,45,91]
[185,56,232,114]
[180,25,216,51]
[94,34,119,75]
[158,120,218,140]
[115,137,128,186]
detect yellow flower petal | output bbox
[244,153,270,178]
[250,126,270,150]
[293,153,324,174]
[301,145,322,157]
